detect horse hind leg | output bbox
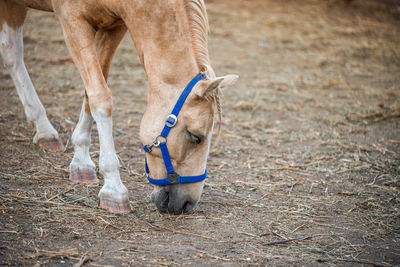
[0,2,63,150]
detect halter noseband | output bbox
[142,73,207,186]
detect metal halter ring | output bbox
[165,114,177,128]
[144,139,161,152]
[155,135,166,144]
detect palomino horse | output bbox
[0,0,237,214]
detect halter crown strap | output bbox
[142,73,207,186]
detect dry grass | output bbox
[0,0,399,265]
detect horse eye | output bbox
[186,130,201,144]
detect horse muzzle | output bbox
[150,184,200,214]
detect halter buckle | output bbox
[165,114,177,128]
[168,172,179,184]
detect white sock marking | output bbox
[0,22,59,142]
[92,109,128,200]
[70,101,95,168]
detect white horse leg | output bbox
[0,22,63,150]
[55,11,130,212]
[69,26,127,185]
[93,109,130,212]
[69,98,98,183]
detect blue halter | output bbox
[142,73,207,186]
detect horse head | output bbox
[140,74,238,214]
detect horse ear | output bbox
[195,74,238,98]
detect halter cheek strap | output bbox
[142,73,207,186]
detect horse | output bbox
[0,0,238,214]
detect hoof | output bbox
[38,137,64,151]
[99,195,131,213]
[70,166,99,184]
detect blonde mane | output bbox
[185,0,223,142]
[185,0,215,79]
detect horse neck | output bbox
[123,1,203,105]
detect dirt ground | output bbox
[0,0,399,266]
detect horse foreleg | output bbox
[55,11,130,213]
[69,95,98,183]
[0,2,63,150]
[69,26,127,184]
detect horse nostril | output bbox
[182,200,194,213]
[152,189,169,213]
[162,191,169,202]
[163,185,171,193]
